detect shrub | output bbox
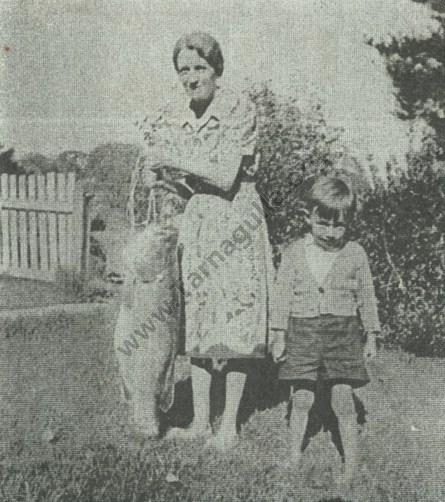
[249,84,445,356]
[0,148,24,174]
[249,84,371,251]
[250,84,343,247]
[352,143,445,356]
[19,153,55,174]
[84,143,139,231]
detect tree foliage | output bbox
[19,153,55,174]
[248,83,445,357]
[372,1,445,156]
[352,146,445,355]
[84,143,139,230]
[250,84,370,248]
[55,151,89,174]
[0,148,24,175]
[272,0,442,175]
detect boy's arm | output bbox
[356,246,381,336]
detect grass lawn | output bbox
[0,277,78,310]
[0,310,445,501]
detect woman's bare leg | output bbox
[166,363,211,438]
[189,364,212,432]
[207,371,246,449]
[288,388,314,464]
[331,384,359,487]
[220,371,247,434]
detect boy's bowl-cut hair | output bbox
[304,176,357,223]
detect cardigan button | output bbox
[318,287,325,294]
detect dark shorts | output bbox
[279,315,369,388]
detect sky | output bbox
[0,0,440,175]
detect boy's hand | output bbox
[270,330,286,363]
[364,332,378,361]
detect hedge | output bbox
[249,84,445,356]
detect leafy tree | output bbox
[372,0,445,156]
[0,148,23,174]
[272,0,442,174]
[55,151,89,174]
[85,143,139,230]
[248,82,445,357]
[352,145,445,356]
[249,84,369,249]
[19,153,55,174]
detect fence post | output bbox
[81,193,94,280]
[71,184,83,276]
[0,174,10,273]
[71,184,94,281]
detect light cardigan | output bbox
[271,235,381,334]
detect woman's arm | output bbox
[179,149,245,191]
[137,107,188,181]
[179,94,258,191]
[138,94,257,191]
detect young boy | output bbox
[270,175,380,487]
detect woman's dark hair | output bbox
[304,176,357,223]
[173,32,224,77]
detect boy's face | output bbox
[309,208,346,251]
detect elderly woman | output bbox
[139,32,273,449]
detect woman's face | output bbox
[176,48,218,104]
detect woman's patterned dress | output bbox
[138,88,274,358]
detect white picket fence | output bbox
[0,172,92,282]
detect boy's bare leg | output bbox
[352,384,370,434]
[288,388,314,464]
[166,364,211,438]
[207,371,246,450]
[331,384,358,487]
